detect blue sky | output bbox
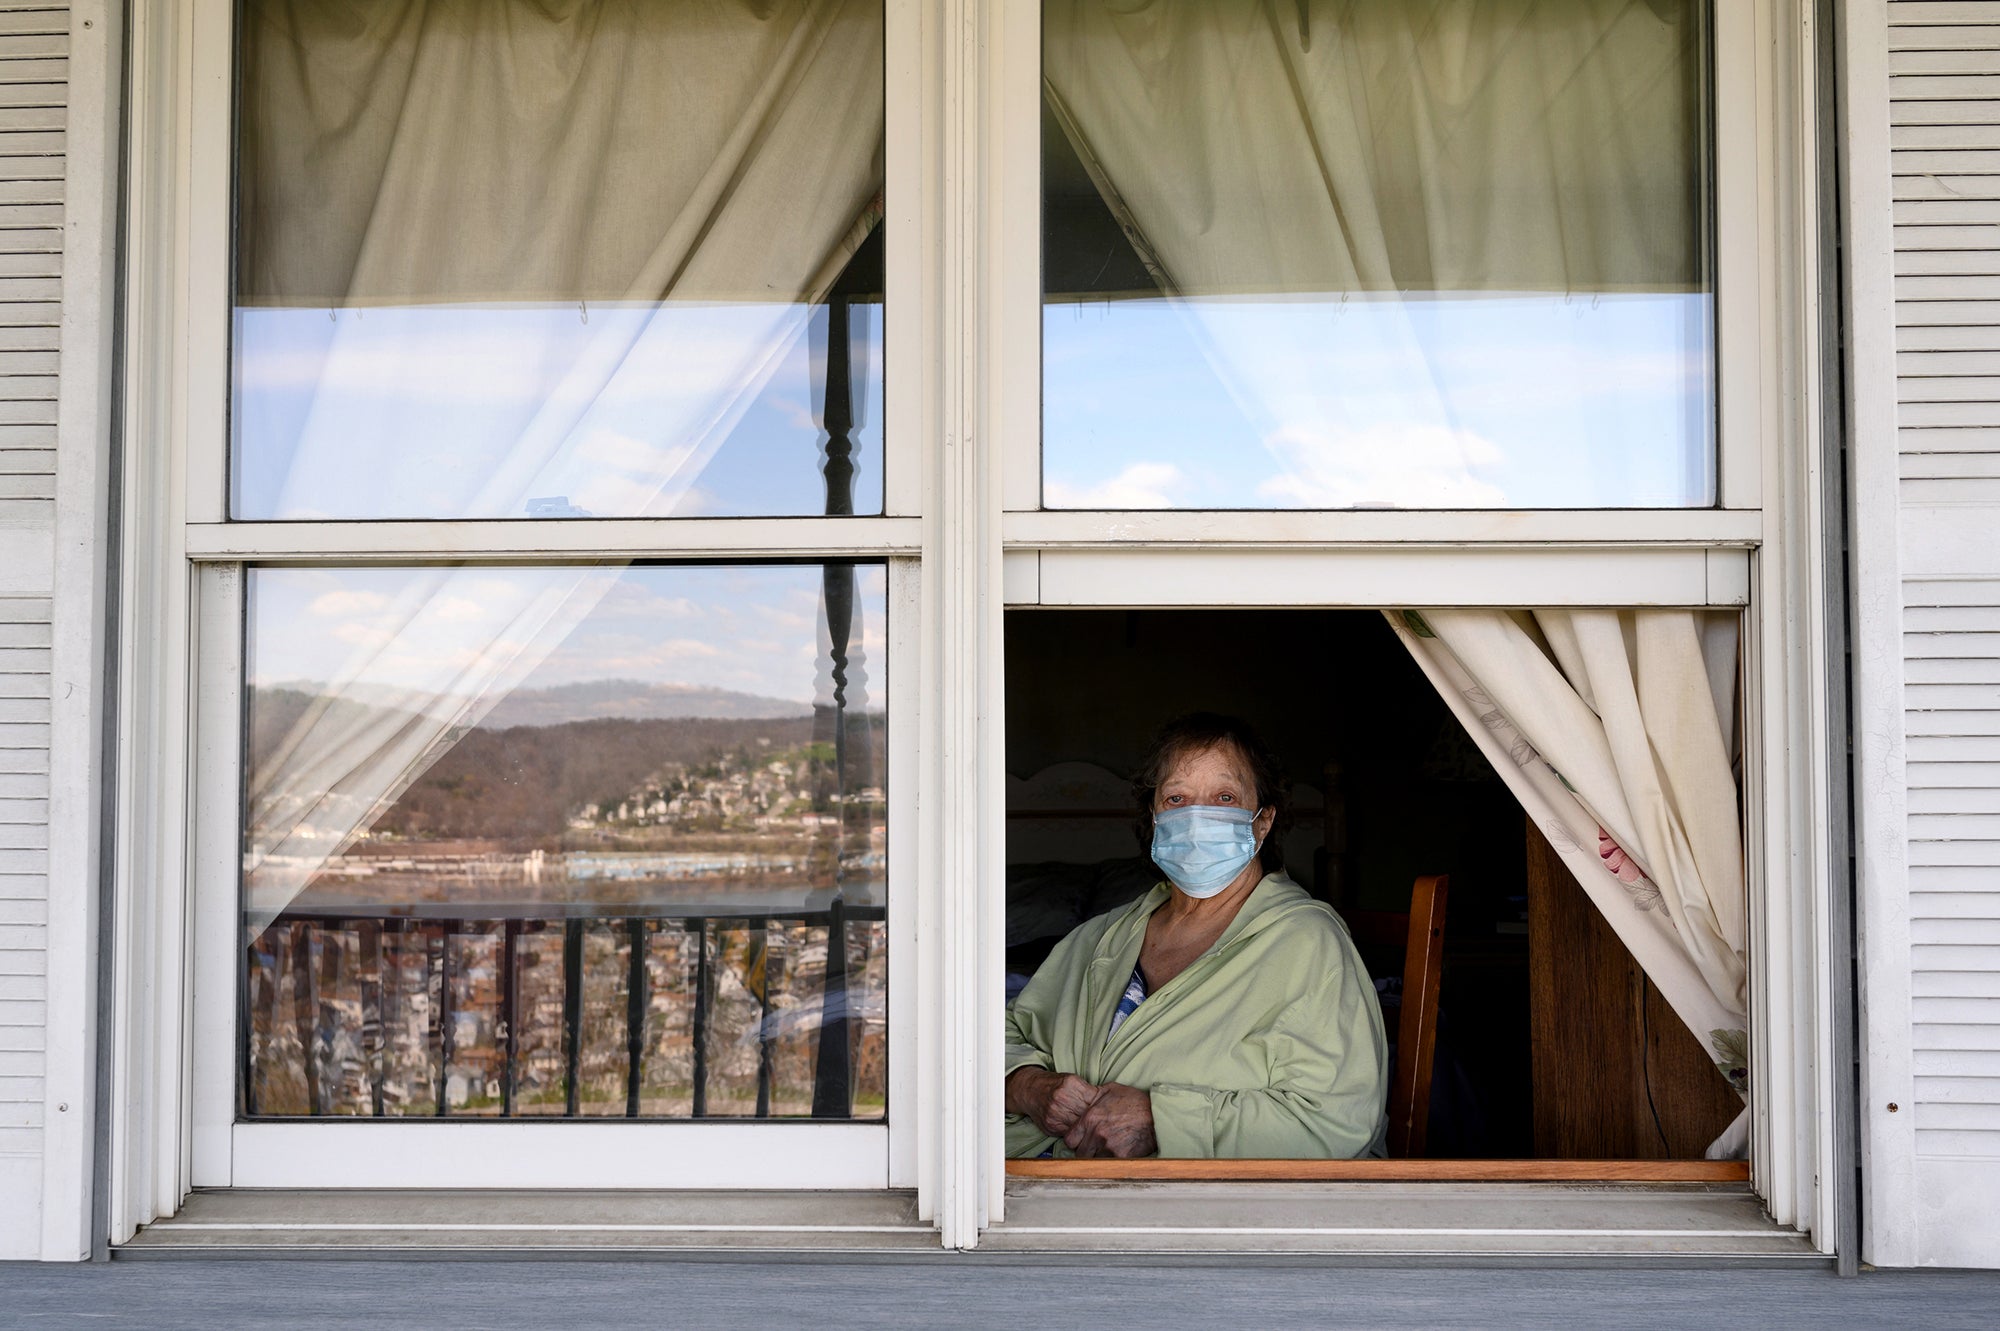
[232,300,884,521]
[247,563,888,708]
[1044,291,1714,510]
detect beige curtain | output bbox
[1388,609,1749,1150]
[240,0,884,929]
[1042,0,1702,297]
[1043,0,1705,510]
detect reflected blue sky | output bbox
[248,563,888,710]
[1043,292,1713,510]
[233,302,884,521]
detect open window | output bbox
[1002,608,1746,1175]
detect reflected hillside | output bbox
[249,683,886,917]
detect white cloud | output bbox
[1044,462,1188,509]
[1256,424,1509,509]
[307,589,390,618]
[431,596,490,623]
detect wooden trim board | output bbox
[1005,1159,1751,1183]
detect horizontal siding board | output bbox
[1890,26,2000,53]
[1914,941,2000,970]
[1916,1023,2000,1055]
[1892,73,2000,100]
[1900,247,2000,275]
[1904,709,2000,736]
[1908,780,2000,807]
[1904,477,2000,500]
[1916,1049,2000,1076]
[1894,122,2000,151]
[1900,321,2000,349]
[1904,578,2000,606]
[1902,456,2000,480]
[0,878,46,903]
[0,56,63,85]
[1911,1076,2000,1105]
[1909,827,2000,855]
[1904,887,2000,919]
[1889,3,2000,27]
[1893,222,2000,251]
[1913,1102,2000,1132]
[0,898,43,925]
[1915,996,2000,1023]
[0,14,69,40]
[1914,1128,2000,1154]
[0,824,47,850]
[1894,198,2000,223]
[1892,48,2000,75]
[0,950,44,976]
[1914,917,2000,945]
[1893,99,2000,127]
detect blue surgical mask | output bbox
[1150,805,1262,899]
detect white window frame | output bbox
[108,0,935,1226]
[966,0,1841,1250]
[105,0,1842,1254]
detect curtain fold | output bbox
[240,0,884,929]
[1386,608,1749,1128]
[1042,0,1701,298]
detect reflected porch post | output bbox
[813,296,855,1118]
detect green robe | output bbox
[1004,872,1389,1160]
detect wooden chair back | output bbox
[1385,873,1449,1159]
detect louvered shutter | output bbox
[1881,0,2000,1269]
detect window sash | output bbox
[997,0,1766,523]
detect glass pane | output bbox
[239,562,889,1121]
[231,0,886,520]
[1042,0,1713,510]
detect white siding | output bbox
[1886,0,2000,1268]
[1895,3,2000,508]
[0,0,58,1261]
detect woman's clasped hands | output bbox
[1004,1067,1159,1159]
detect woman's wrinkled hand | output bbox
[1063,1082,1157,1159]
[1005,1067,1104,1139]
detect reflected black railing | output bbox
[242,905,885,1122]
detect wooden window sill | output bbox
[1004,1159,1750,1182]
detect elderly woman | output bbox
[1004,714,1388,1159]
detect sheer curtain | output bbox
[1048,0,1747,1140]
[239,0,884,929]
[1387,610,1749,1140]
[1043,0,1707,507]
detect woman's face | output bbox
[1155,741,1277,844]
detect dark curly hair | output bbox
[1131,712,1288,874]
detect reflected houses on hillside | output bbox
[242,694,888,1122]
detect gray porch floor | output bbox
[7,1256,2000,1329]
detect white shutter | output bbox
[0,0,59,1260]
[1870,0,2000,1270]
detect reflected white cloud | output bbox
[253,564,883,712]
[233,301,885,521]
[1257,424,1508,509]
[1043,292,1713,510]
[1044,462,1189,509]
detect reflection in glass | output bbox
[1042,0,1713,510]
[240,563,889,1121]
[231,0,885,520]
